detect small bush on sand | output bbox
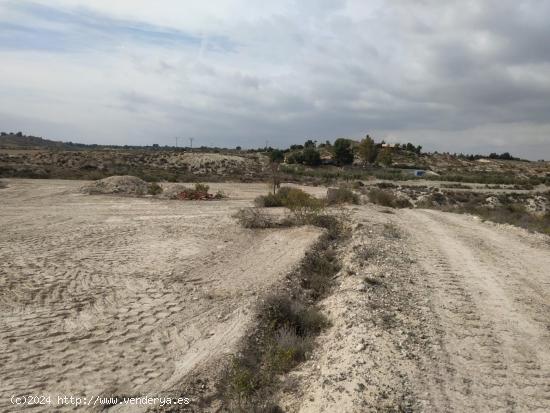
[368,188,411,208]
[147,182,163,195]
[261,294,328,335]
[326,187,359,205]
[221,294,327,410]
[257,187,323,208]
[254,193,284,207]
[299,245,340,298]
[306,213,344,240]
[382,222,400,238]
[267,326,313,373]
[233,208,276,229]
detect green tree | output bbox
[304,139,316,148]
[269,149,284,163]
[357,135,378,165]
[302,147,321,166]
[332,138,354,166]
[377,148,393,166]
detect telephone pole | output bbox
[189,137,194,151]
[175,137,178,148]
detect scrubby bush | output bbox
[255,187,325,220]
[367,188,411,208]
[268,326,313,373]
[306,213,344,239]
[261,294,328,336]
[299,246,340,298]
[326,187,359,205]
[147,182,163,195]
[382,222,400,238]
[233,208,276,229]
[254,193,284,207]
[194,183,210,193]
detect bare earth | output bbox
[2,179,550,412]
[402,209,550,412]
[279,207,550,412]
[0,179,321,412]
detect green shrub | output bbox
[267,326,313,373]
[254,193,284,207]
[261,294,328,336]
[367,188,411,208]
[256,187,325,220]
[382,222,400,238]
[327,187,359,205]
[233,208,276,229]
[194,183,210,193]
[306,213,344,239]
[299,247,340,298]
[147,182,163,195]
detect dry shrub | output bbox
[147,182,163,195]
[233,208,276,229]
[326,187,360,205]
[382,222,401,238]
[368,188,411,208]
[267,326,313,373]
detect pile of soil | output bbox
[81,175,149,195]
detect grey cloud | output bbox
[1,0,549,159]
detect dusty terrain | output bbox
[0,179,321,412]
[2,178,550,412]
[0,149,266,181]
[278,206,550,412]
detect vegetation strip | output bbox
[214,188,350,411]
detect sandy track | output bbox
[400,209,550,412]
[0,179,320,412]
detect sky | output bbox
[0,0,549,159]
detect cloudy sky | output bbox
[0,0,549,159]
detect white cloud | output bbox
[0,0,549,158]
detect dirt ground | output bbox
[0,179,321,412]
[278,206,550,412]
[3,179,550,412]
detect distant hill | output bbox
[0,132,87,149]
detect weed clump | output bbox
[382,222,400,239]
[147,182,163,195]
[233,208,276,229]
[255,187,324,214]
[367,188,412,208]
[326,187,360,205]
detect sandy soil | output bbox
[0,179,321,412]
[401,209,550,412]
[278,206,550,412]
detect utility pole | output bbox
[175,137,178,148]
[189,137,194,151]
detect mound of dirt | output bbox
[81,175,149,195]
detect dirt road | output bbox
[400,209,550,412]
[0,179,321,412]
[277,206,550,412]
